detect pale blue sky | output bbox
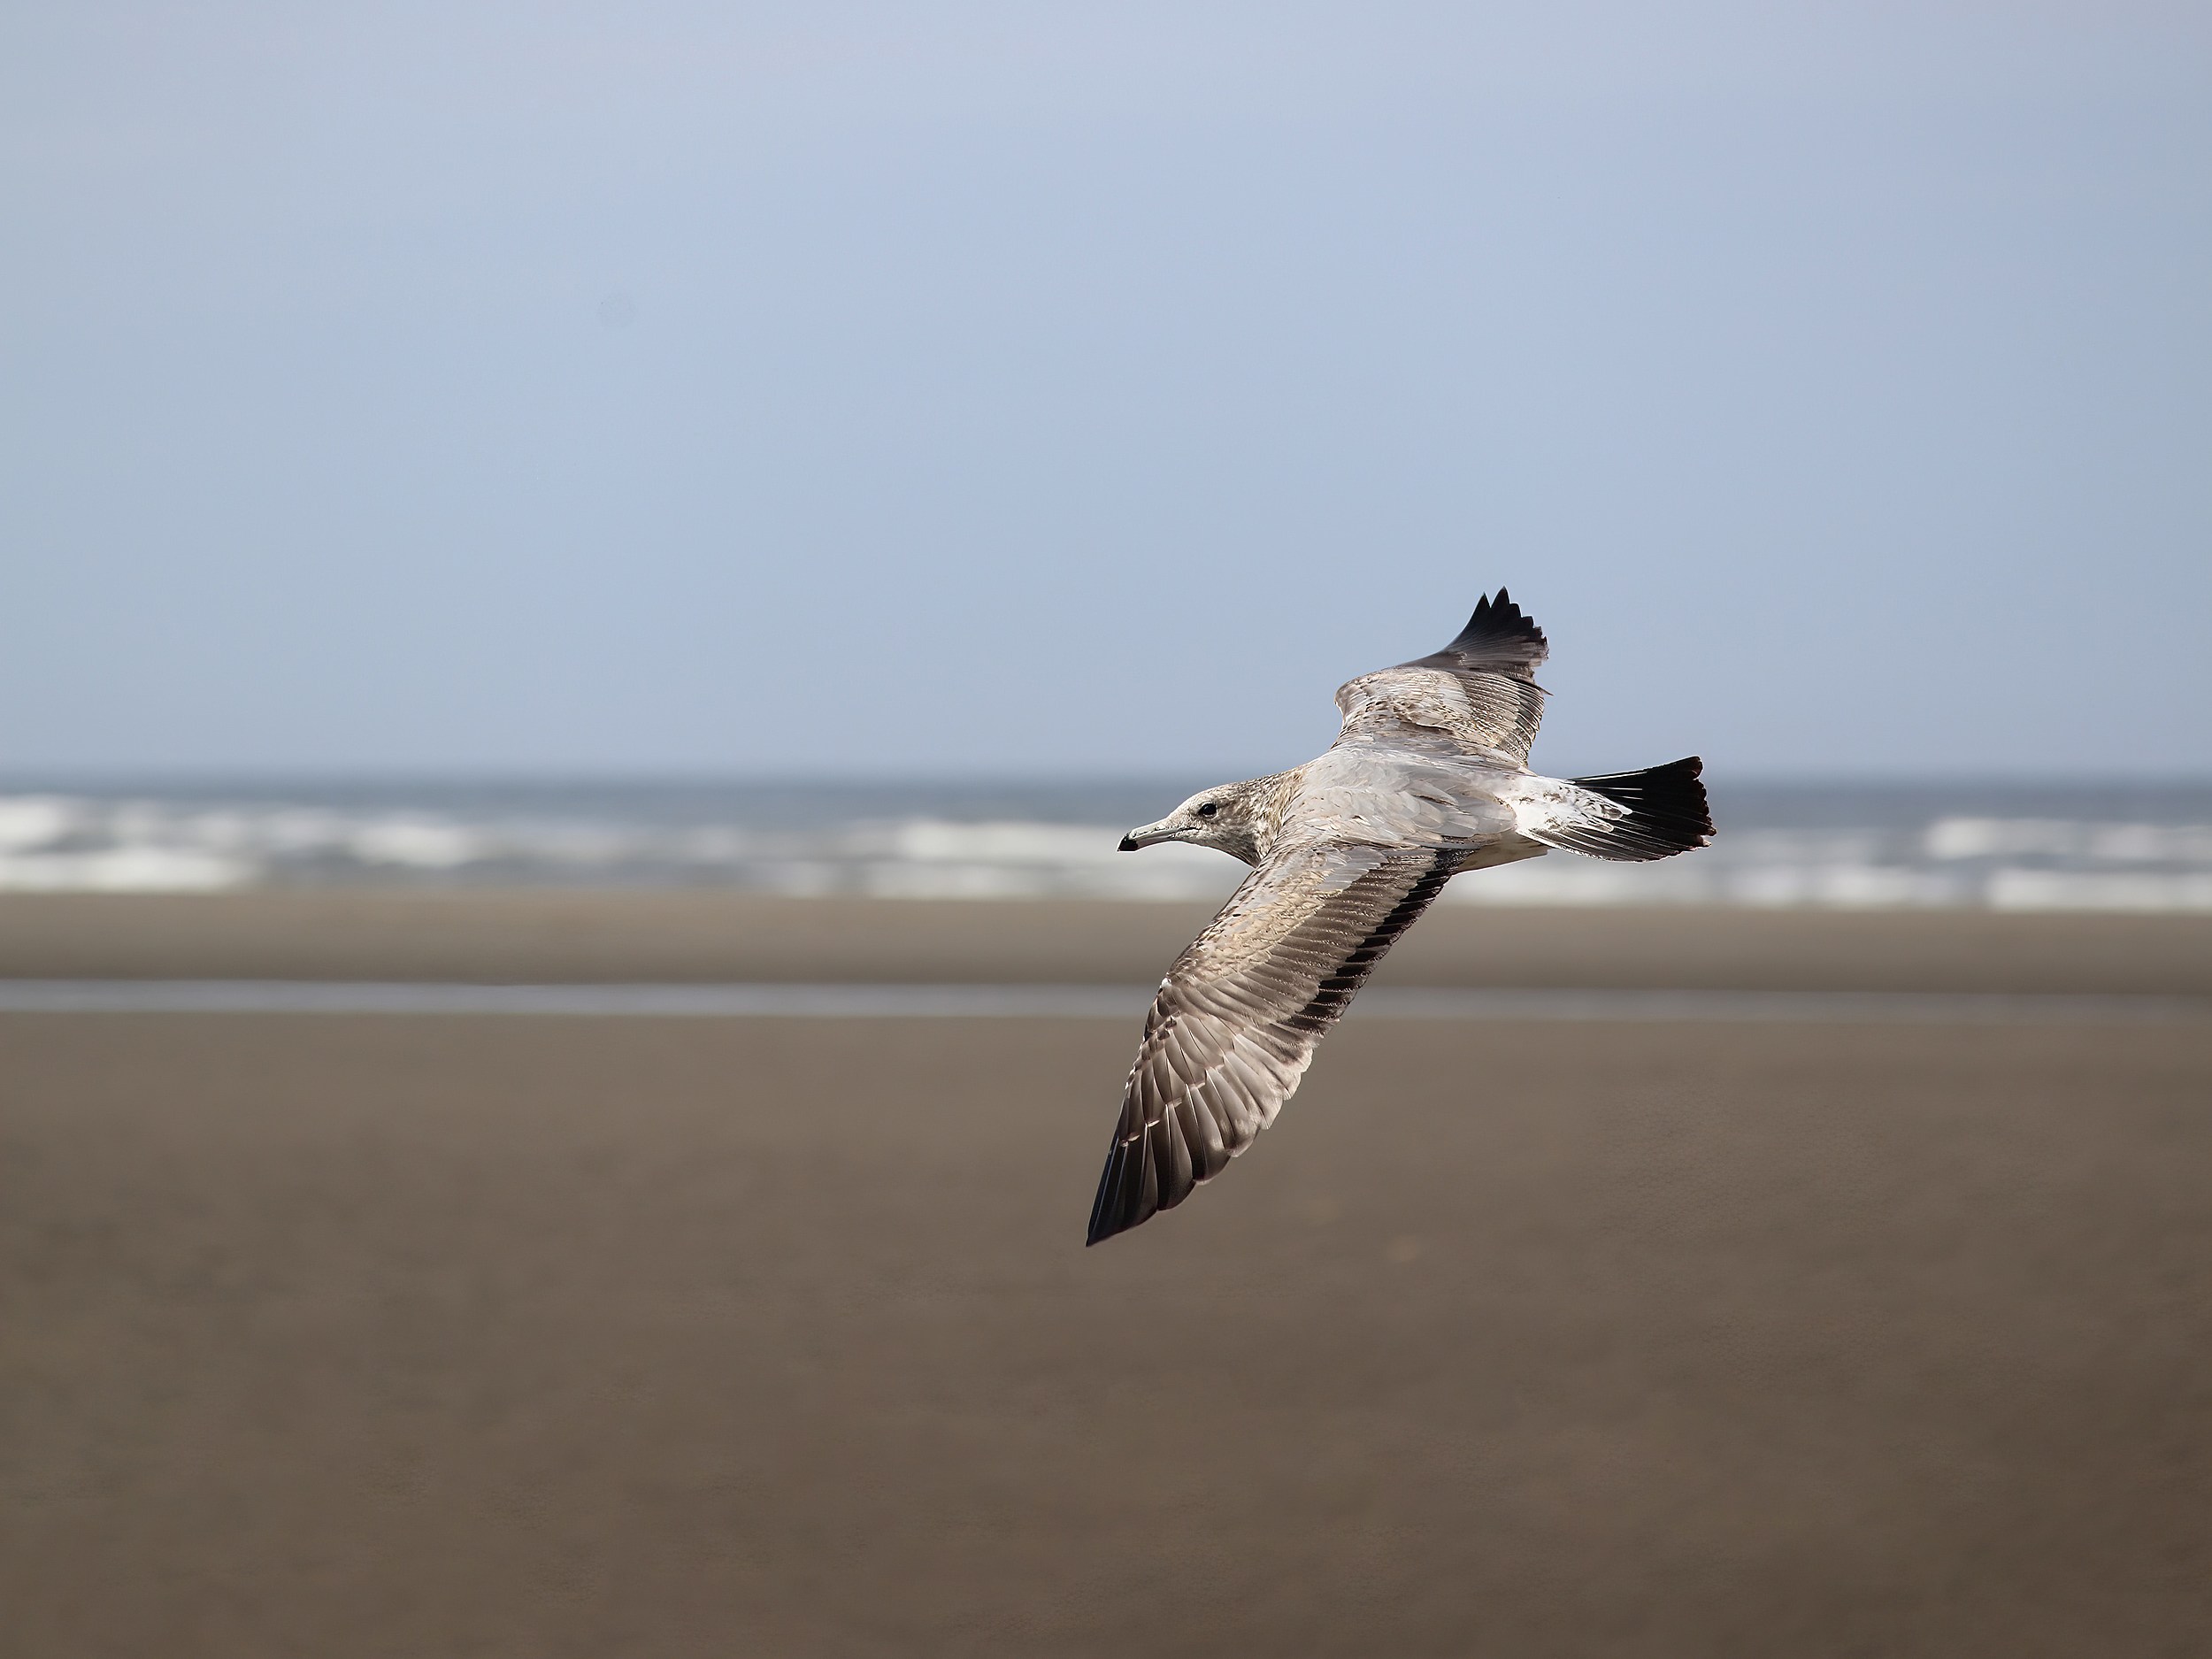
[4,3,2208,779]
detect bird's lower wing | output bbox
[1087,841,1458,1245]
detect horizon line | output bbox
[4,767,2212,792]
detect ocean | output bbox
[2,777,2208,911]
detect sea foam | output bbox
[0,781,2206,910]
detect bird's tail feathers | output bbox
[1517,757,1713,862]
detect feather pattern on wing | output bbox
[1333,588,1550,762]
[1086,841,1458,1245]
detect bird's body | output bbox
[1089,590,1713,1245]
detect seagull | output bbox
[1087,589,1712,1245]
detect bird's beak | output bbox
[1118,820,1176,852]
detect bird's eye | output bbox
[1195,802,1218,818]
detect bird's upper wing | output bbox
[1333,588,1549,762]
[1087,840,1458,1244]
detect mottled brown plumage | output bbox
[1090,590,1711,1244]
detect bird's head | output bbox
[1118,780,1271,867]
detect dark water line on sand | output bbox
[0,982,2204,1025]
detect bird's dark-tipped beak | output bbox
[1119,819,1177,851]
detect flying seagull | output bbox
[1087,589,1712,1245]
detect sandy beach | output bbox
[3,897,2208,1655]
[4,889,2209,994]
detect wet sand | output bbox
[4,890,2209,994]
[2,901,2208,1655]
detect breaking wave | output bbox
[1,780,2208,910]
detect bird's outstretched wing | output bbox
[1087,840,1458,1245]
[1333,588,1550,762]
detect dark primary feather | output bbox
[1086,843,1457,1245]
[1416,588,1550,682]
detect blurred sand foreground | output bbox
[3,895,2208,1656]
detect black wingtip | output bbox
[1085,1139,1140,1246]
[1085,1179,1115,1246]
[1440,588,1547,665]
